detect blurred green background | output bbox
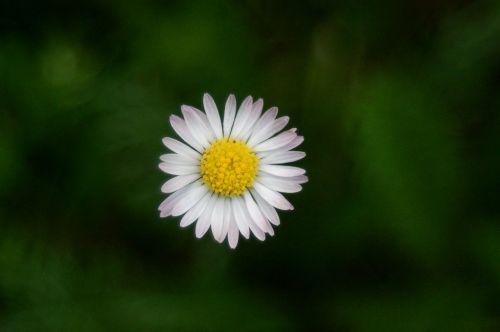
[1,0,499,331]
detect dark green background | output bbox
[1,0,499,331]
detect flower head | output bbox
[159,93,307,248]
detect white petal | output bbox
[159,162,199,176]
[230,96,253,138]
[195,195,216,238]
[162,137,200,159]
[169,115,204,152]
[171,184,208,216]
[228,219,239,249]
[203,93,223,139]
[243,191,268,232]
[219,198,231,243]
[240,98,263,141]
[245,208,266,241]
[181,106,211,148]
[160,153,198,165]
[180,192,212,227]
[261,151,306,164]
[159,181,201,217]
[253,182,294,211]
[190,106,217,141]
[161,174,200,193]
[257,176,302,193]
[248,107,279,143]
[250,188,280,226]
[210,197,225,241]
[260,164,306,177]
[223,94,236,137]
[248,115,289,147]
[231,197,250,239]
[253,129,297,152]
[234,195,266,241]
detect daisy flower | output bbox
[159,93,307,248]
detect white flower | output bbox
[159,93,307,248]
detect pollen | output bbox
[201,138,259,197]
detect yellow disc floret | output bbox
[201,138,259,196]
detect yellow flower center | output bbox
[201,138,259,197]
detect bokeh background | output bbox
[1,0,500,331]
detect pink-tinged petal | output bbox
[228,219,239,249]
[219,198,231,243]
[160,153,198,165]
[203,93,223,139]
[253,129,297,152]
[210,197,225,242]
[250,188,280,226]
[181,106,211,148]
[283,135,304,151]
[159,163,199,176]
[243,191,268,232]
[161,174,200,193]
[162,137,200,159]
[231,197,250,239]
[243,205,266,241]
[257,175,303,193]
[171,185,208,216]
[256,174,308,185]
[180,192,212,227]
[223,94,236,137]
[258,136,304,159]
[195,195,217,238]
[230,96,253,138]
[159,181,201,217]
[247,107,279,145]
[261,151,306,165]
[288,174,309,184]
[253,182,294,211]
[169,115,204,152]
[240,98,263,141]
[264,221,274,236]
[248,115,289,147]
[260,164,306,177]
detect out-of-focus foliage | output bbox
[0,0,499,331]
